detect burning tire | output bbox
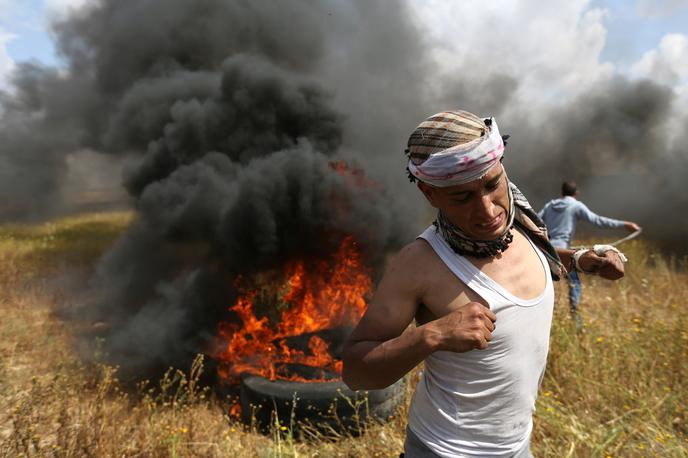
[240,373,405,433]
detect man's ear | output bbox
[417,182,440,208]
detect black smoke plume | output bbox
[0,0,431,378]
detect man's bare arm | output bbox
[342,243,431,390]
[342,242,496,390]
[342,318,435,391]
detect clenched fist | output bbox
[424,302,497,353]
[578,249,626,280]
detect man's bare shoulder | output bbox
[383,237,479,319]
[366,238,439,314]
[391,238,437,265]
[382,238,441,284]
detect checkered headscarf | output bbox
[406,111,504,187]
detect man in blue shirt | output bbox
[539,181,640,328]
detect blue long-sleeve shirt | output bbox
[538,196,625,249]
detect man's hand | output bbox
[624,221,641,232]
[577,249,625,280]
[424,302,497,352]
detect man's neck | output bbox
[467,228,547,300]
[435,212,514,259]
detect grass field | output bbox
[0,211,686,457]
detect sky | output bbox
[0,1,686,68]
[1,0,687,97]
[596,0,688,66]
[0,0,89,88]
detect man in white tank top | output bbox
[342,110,628,457]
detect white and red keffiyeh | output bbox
[406,111,505,187]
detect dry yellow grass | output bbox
[0,212,686,457]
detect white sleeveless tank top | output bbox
[407,225,555,457]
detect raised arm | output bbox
[576,202,627,229]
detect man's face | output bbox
[418,163,510,240]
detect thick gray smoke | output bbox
[2,1,687,377]
[499,77,688,252]
[0,0,430,378]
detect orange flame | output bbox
[213,235,371,383]
[228,402,241,419]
